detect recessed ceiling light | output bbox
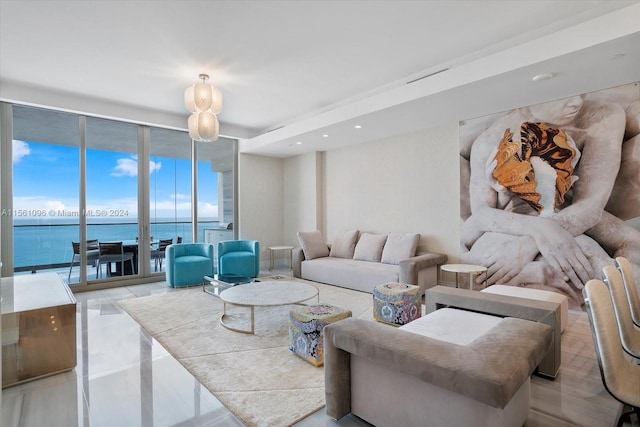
[296,141,302,145]
[354,125,362,129]
[532,73,554,82]
[322,134,329,138]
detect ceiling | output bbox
[1,0,639,158]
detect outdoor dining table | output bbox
[104,239,158,276]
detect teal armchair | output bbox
[166,243,214,287]
[217,240,260,278]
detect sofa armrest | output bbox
[399,252,447,285]
[292,247,305,278]
[324,317,551,420]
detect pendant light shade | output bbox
[185,74,222,141]
[188,111,219,141]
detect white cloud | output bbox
[111,157,138,177]
[112,157,163,177]
[198,202,218,218]
[171,193,190,200]
[150,160,161,173]
[12,140,30,163]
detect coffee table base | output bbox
[220,302,256,334]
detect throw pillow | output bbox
[353,233,388,262]
[297,231,329,260]
[381,233,420,265]
[329,229,359,259]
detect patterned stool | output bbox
[289,304,352,366]
[373,282,422,326]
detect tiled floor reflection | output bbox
[2,270,638,427]
[2,279,245,427]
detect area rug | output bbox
[117,277,373,427]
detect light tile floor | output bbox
[2,268,639,427]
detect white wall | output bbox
[248,123,460,260]
[322,124,460,256]
[239,123,462,265]
[283,152,323,246]
[238,153,285,265]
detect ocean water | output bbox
[13,219,220,268]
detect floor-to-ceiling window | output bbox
[149,127,192,274]
[0,103,237,286]
[85,117,141,282]
[10,106,81,278]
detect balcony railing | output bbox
[12,220,219,277]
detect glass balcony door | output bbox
[149,128,192,274]
[86,117,141,282]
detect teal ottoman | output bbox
[373,282,422,326]
[289,304,352,366]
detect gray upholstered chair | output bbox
[583,279,640,427]
[616,256,640,327]
[97,241,135,278]
[151,238,173,271]
[602,265,640,359]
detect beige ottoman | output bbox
[481,284,569,333]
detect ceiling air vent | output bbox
[406,68,450,85]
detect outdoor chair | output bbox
[584,279,640,427]
[151,238,173,271]
[67,239,100,281]
[97,241,135,278]
[217,240,260,278]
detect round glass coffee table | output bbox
[219,280,319,334]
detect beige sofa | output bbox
[323,295,553,426]
[292,230,447,294]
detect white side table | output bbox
[268,245,294,271]
[440,263,488,290]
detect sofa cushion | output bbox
[297,230,329,260]
[381,232,420,265]
[329,229,359,259]
[353,233,388,262]
[302,257,399,293]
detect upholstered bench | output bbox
[373,282,421,326]
[289,304,351,366]
[324,311,552,426]
[425,285,562,378]
[481,284,569,333]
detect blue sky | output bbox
[12,140,218,221]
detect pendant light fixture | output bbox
[184,73,222,141]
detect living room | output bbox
[1,1,640,426]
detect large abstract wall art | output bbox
[459,82,640,310]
